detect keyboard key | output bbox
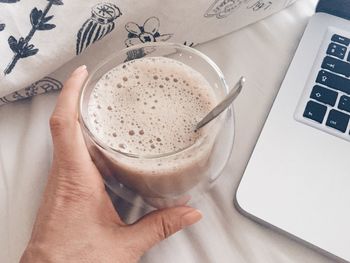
[331,34,350,46]
[310,85,338,106]
[303,101,327,123]
[321,56,350,77]
[316,70,350,95]
[326,109,350,133]
[338,95,350,113]
[327,43,346,59]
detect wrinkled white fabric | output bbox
[0,0,296,104]
[0,0,336,262]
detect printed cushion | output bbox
[0,0,297,105]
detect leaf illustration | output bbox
[47,0,63,5]
[30,7,42,27]
[21,48,39,58]
[5,0,64,75]
[42,15,54,23]
[38,23,56,30]
[17,37,25,50]
[8,36,18,52]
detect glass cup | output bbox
[79,42,235,208]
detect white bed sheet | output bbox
[0,0,337,262]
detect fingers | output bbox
[50,65,88,140]
[128,206,202,252]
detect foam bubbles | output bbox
[87,56,217,155]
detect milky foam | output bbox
[87,57,217,155]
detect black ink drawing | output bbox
[124,17,172,61]
[184,41,195,47]
[0,22,5,31]
[247,0,272,11]
[125,48,146,62]
[124,46,157,62]
[37,76,63,92]
[0,90,25,104]
[204,0,243,19]
[4,0,63,75]
[204,0,274,19]
[24,76,62,96]
[76,3,121,55]
[0,76,63,104]
[125,17,172,47]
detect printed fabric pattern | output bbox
[0,0,296,105]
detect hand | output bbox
[20,65,202,263]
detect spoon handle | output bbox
[196,76,245,130]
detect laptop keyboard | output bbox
[302,33,350,139]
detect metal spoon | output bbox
[196,76,245,130]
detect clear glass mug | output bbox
[79,42,235,208]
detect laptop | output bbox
[235,0,350,262]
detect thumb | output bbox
[128,206,202,253]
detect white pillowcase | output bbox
[0,0,296,105]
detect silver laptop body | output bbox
[236,6,350,262]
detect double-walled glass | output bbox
[79,43,235,208]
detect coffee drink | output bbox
[87,57,219,199]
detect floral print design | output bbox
[4,0,63,75]
[125,16,172,47]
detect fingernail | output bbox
[181,209,202,227]
[73,65,87,75]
